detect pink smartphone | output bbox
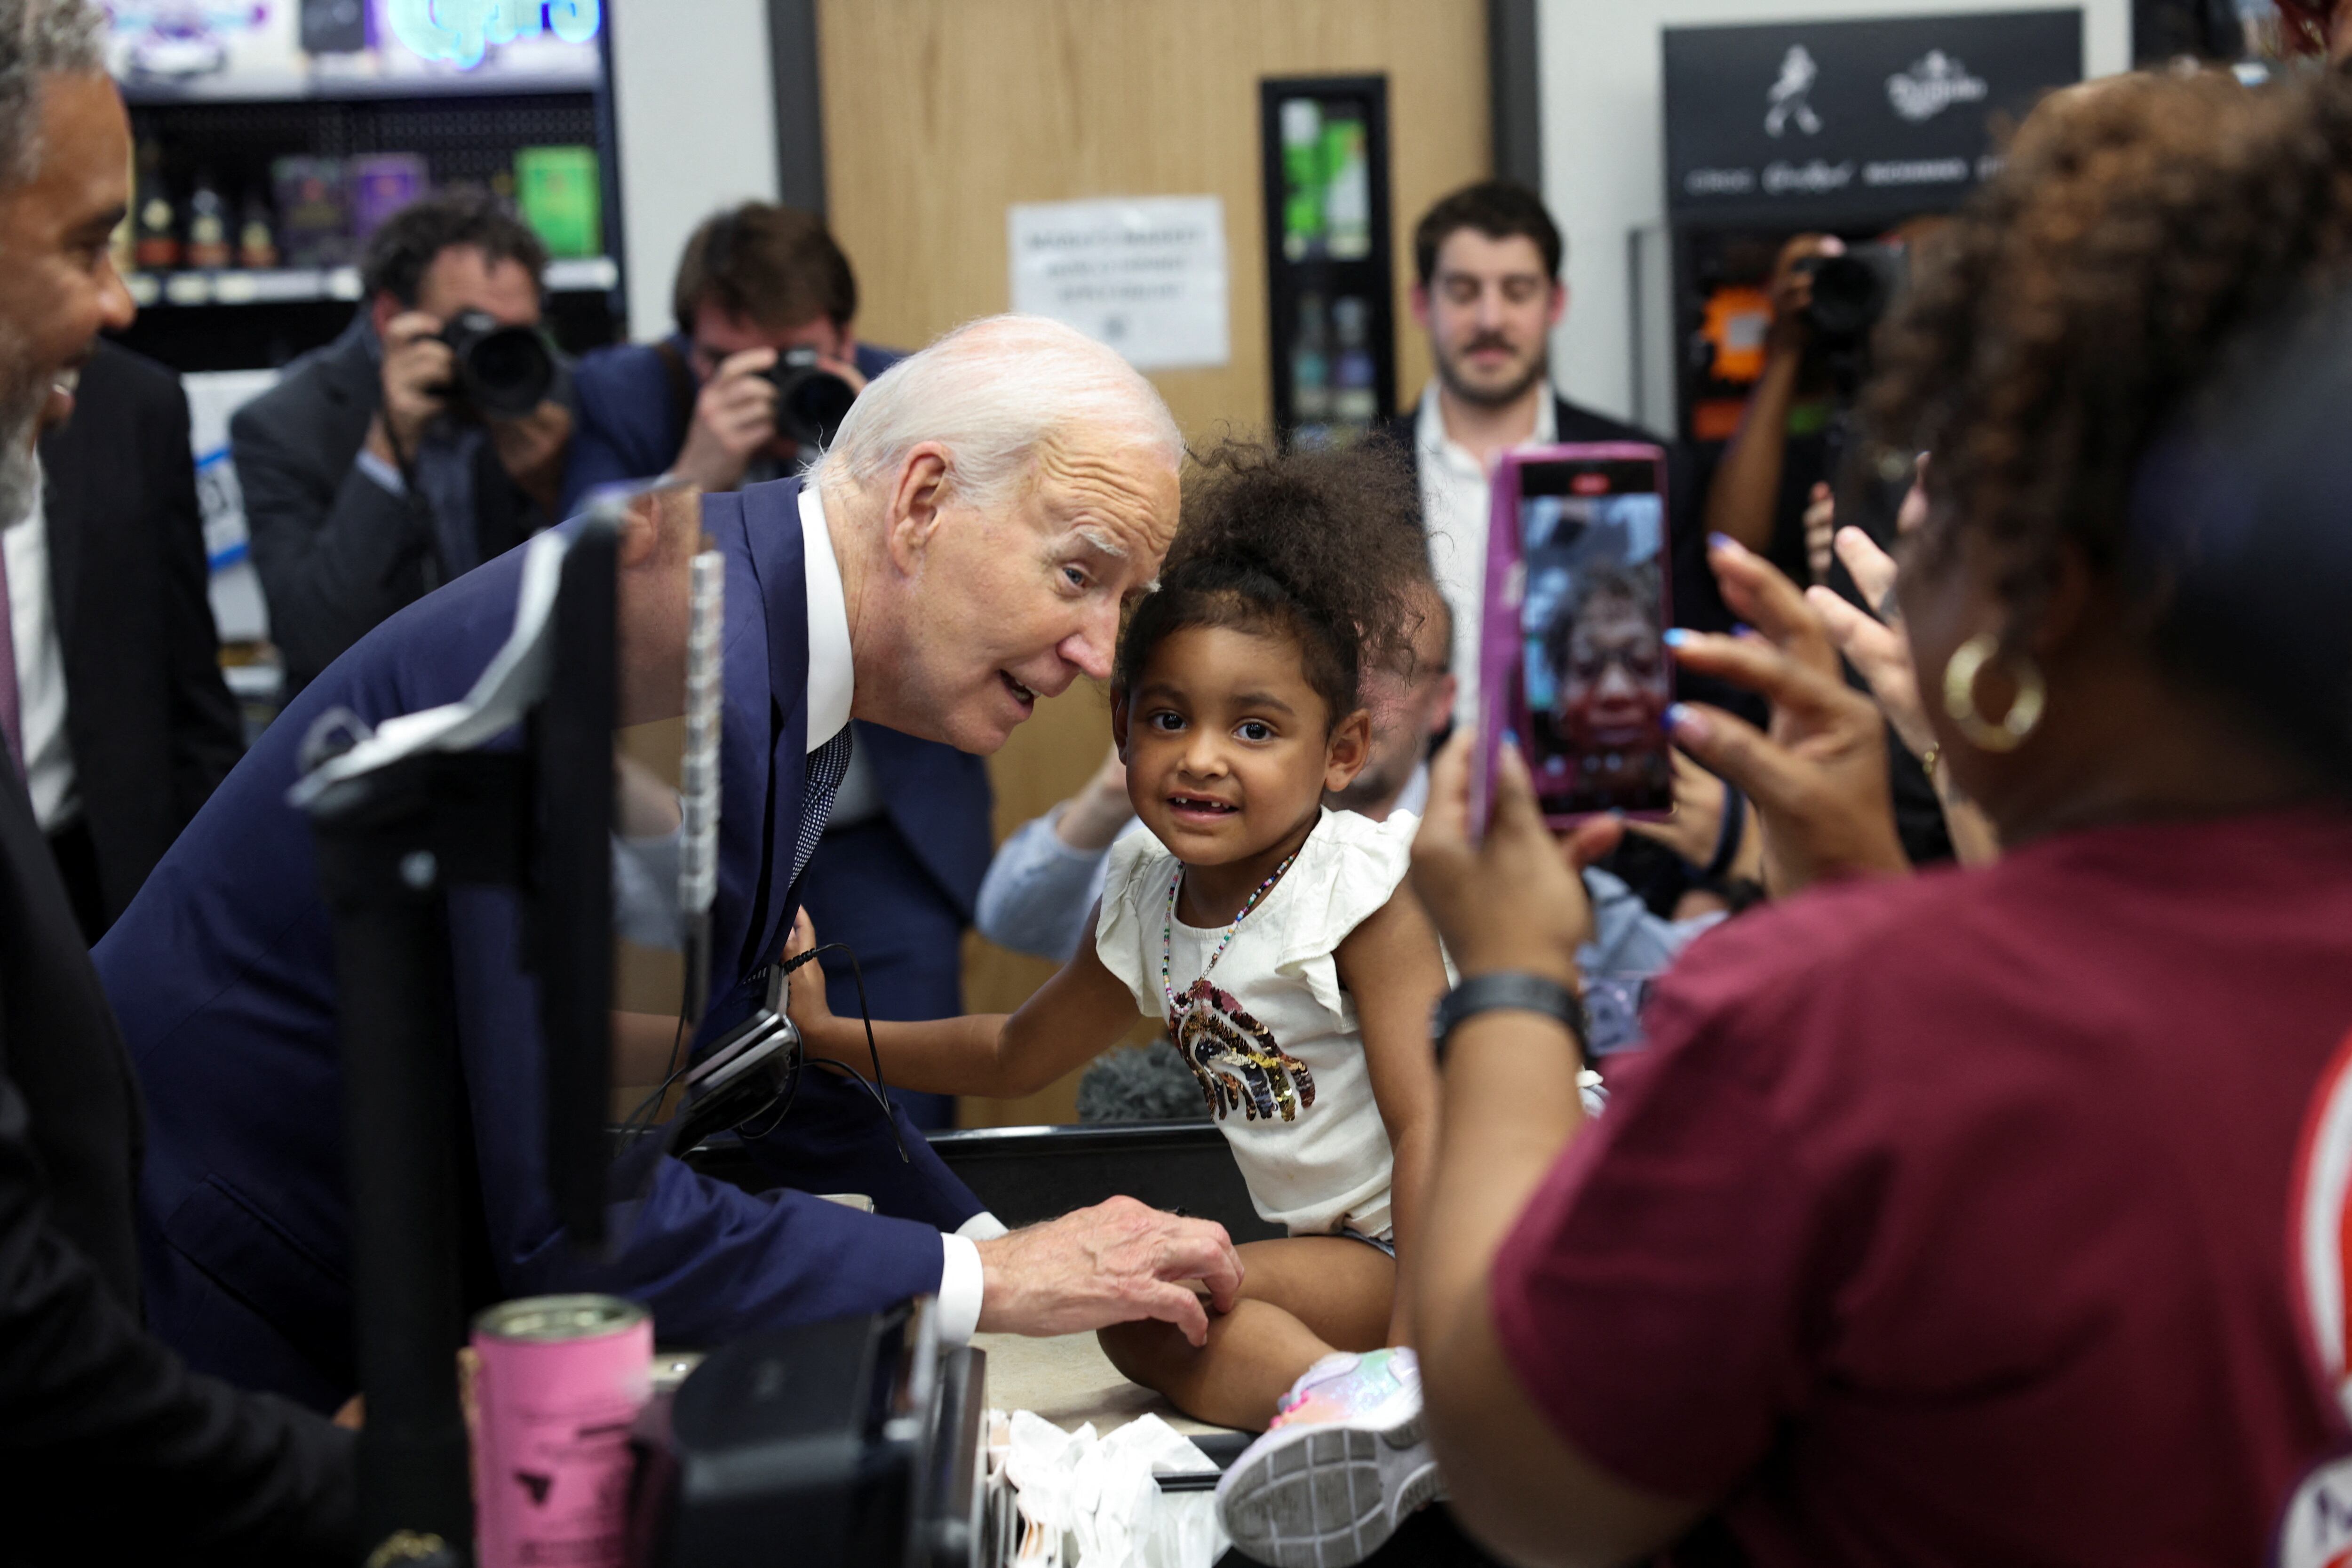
[1475,444,1676,833]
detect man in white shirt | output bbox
[8,338,242,939]
[1383,181,1700,730]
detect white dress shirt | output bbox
[6,471,76,832]
[1412,382,1556,727]
[795,483,1004,1343]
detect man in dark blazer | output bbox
[0,6,353,1556]
[30,338,244,936]
[232,189,573,696]
[1382,180,1714,728]
[564,202,991,1127]
[98,315,1240,1413]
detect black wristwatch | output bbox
[1431,972,1589,1067]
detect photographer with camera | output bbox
[564,204,987,1129]
[232,190,572,697]
[560,203,891,513]
[1702,231,1857,576]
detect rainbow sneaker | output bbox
[1215,1347,1439,1567]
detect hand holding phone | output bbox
[1476,444,1676,830]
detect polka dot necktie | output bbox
[791,725,854,888]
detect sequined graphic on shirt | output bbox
[1168,979,1317,1122]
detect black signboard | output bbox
[1663,9,2082,227]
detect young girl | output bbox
[784,444,1450,1555]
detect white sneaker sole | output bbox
[1216,1408,1440,1568]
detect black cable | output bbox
[624,939,907,1163]
[787,941,907,1164]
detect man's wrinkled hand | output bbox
[1410,731,1613,987]
[974,1196,1242,1345]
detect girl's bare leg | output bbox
[1097,1237,1394,1430]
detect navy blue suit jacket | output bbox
[96,478,985,1412]
[562,336,993,1104]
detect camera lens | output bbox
[765,349,857,450]
[1804,255,1885,344]
[441,309,555,419]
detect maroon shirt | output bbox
[1490,807,2352,1565]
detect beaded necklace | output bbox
[1159,848,1300,1020]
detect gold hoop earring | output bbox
[1941,633,2045,753]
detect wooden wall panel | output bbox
[816,0,1490,1125]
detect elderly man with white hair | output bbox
[95,312,1246,1416]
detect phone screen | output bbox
[1494,452,1674,822]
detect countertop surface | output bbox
[972,1330,1244,1441]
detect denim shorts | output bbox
[1335,1226,1397,1259]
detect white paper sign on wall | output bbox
[1008,196,1229,371]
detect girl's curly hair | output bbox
[1114,439,1431,727]
[1864,69,2352,643]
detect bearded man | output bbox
[0,0,355,1558]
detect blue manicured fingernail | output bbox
[1501,728,1519,751]
[1667,703,1708,739]
[1661,628,1692,648]
[1708,532,1743,554]
[1731,622,1754,637]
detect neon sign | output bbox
[382,0,601,71]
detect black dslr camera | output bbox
[437,308,556,420]
[1795,242,1910,351]
[760,347,858,451]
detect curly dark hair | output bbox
[1114,440,1431,728]
[1864,70,2352,644]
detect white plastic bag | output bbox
[998,1409,1228,1568]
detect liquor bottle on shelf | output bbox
[132,139,178,271]
[236,190,279,271]
[272,156,349,269]
[185,173,231,271]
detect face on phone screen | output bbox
[1517,463,1673,817]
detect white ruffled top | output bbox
[1096,807,1420,1238]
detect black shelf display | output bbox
[108,4,624,373]
[1658,9,2083,446]
[1259,75,1397,448]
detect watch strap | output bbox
[1432,971,1589,1065]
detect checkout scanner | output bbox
[291,485,987,1567]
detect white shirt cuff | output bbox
[937,1232,987,1345]
[355,446,407,497]
[959,1210,1009,1242]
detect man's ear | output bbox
[1110,692,1132,762]
[1324,707,1373,794]
[1409,283,1433,333]
[1547,280,1569,329]
[370,292,403,339]
[883,443,952,573]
